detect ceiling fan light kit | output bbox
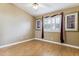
[32,3,39,9]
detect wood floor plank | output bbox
[0,40,79,56]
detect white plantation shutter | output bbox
[44,15,61,32]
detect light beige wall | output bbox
[35,6,79,46]
[0,3,35,46]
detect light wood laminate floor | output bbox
[0,40,79,56]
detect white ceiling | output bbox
[14,3,79,16]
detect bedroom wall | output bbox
[0,3,35,46]
[35,6,79,46]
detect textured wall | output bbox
[0,4,35,46]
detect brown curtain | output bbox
[60,12,64,43]
[41,13,65,42]
[41,16,44,39]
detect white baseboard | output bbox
[0,38,79,49]
[34,38,79,49]
[0,38,34,48]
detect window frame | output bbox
[43,15,61,32]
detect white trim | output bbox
[0,38,34,48]
[0,38,79,49]
[65,12,78,31]
[34,38,79,49]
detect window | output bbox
[36,19,42,30]
[44,15,61,32]
[44,17,52,32]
